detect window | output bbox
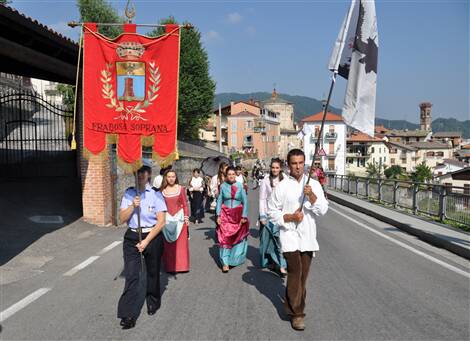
[329,125,335,133]
[436,151,444,157]
[426,151,435,157]
[464,184,470,195]
[371,147,375,153]
[328,159,335,171]
[391,158,395,164]
[315,126,320,137]
[329,142,335,154]
[245,120,253,129]
[384,157,386,163]
[231,134,237,146]
[231,120,237,131]
[401,158,406,164]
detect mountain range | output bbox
[214,92,469,138]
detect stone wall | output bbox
[114,150,209,226]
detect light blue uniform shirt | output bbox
[120,183,167,228]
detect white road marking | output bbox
[329,207,470,279]
[63,256,100,277]
[0,288,51,323]
[97,241,122,255]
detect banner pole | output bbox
[300,71,338,208]
[70,26,84,150]
[134,172,145,273]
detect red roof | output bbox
[462,144,470,149]
[301,112,343,122]
[348,132,382,142]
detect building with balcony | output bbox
[262,89,301,158]
[226,110,280,160]
[386,141,418,173]
[300,111,346,175]
[409,141,454,169]
[346,132,389,176]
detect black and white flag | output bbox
[328,0,378,136]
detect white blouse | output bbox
[259,175,280,218]
[268,174,328,253]
[189,177,204,192]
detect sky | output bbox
[10,0,470,122]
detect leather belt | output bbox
[130,227,153,233]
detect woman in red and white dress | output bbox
[160,170,190,273]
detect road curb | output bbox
[327,192,470,260]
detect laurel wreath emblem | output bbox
[100,62,161,121]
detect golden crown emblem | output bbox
[116,42,145,60]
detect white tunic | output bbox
[268,174,328,253]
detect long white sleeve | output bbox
[303,179,329,216]
[259,177,269,218]
[267,184,286,228]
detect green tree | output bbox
[58,1,123,108]
[77,0,123,38]
[411,162,433,183]
[384,165,403,179]
[366,161,383,178]
[0,0,12,5]
[148,17,216,139]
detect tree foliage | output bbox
[148,17,216,139]
[366,161,383,178]
[77,0,123,38]
[411,162,433,183]
[384,165,403,179]
[0,0,12,5]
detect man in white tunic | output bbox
[268,149,328,331]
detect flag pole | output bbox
[300,71,338,207]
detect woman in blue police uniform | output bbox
[117,165,167,329]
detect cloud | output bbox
[246,26,256,36]
[227,12,242,24]
[203,30,222,44]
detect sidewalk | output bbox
[327,190,470,260]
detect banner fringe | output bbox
[141,135,154,147]
[117,157,142,174]
[152,150,179,168]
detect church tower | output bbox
[419,102,432,131]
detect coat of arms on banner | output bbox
[99,42,161,121]
[83,23,180,169]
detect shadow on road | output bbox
[0,177,82,266]
[242,245,289,321]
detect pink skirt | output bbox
[217,204,249,249]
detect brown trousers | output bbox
[283,251,313,318]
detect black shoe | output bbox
[148,307,158,316]
[120,317,136,329]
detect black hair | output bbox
[225,166,237,176]
[193,168,200,173]
[286,148,305,164]
[235,166,242,171]
[269,158,284,188]
[138,165,152,174]
[159,165,172,176]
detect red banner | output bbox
[83,23,180,169]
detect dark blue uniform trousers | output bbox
[117,229,163,319]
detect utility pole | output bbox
[218,103,223,153]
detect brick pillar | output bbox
[77,82,114,226]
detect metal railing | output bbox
[327,175,470,227]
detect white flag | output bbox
[342,0,378,137]
[328,0,359,79]
[328,0,378,136]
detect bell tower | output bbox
[419,102,432,131]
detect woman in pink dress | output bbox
[160,170,190,273]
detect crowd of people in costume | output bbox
[117,149,328,331]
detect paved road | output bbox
[1,189,469,340]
